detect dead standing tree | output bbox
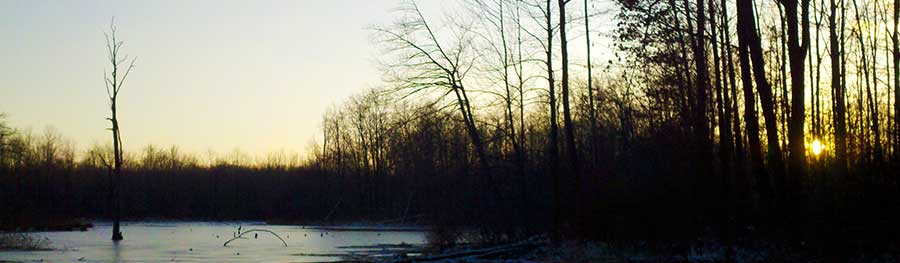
[103,21,136,241]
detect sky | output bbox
[0,0,453,157]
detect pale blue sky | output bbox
[0,0,452,157]
[1,0,616,158]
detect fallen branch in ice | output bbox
[223,229,288,247]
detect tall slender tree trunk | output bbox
[894,0,899,162]
[779,7,791,154]
[737,0,775,204]
[514,0,531,232]
[498,0,522,173]
[111,102,123,241]
[811,0,822,139]
[709,0,735,252]
[830,0,848,175]
[544,0,561,235]
[749,0,787,203]
[691,0,714,210]
[784,0,810,198]
[722,0,747,197]
[841,0,850,169]
[558,0,582,228]
[672,0,694,134]
[711,0,733,182]
[585,0,599,168]
[872,3,883,163]
[852,0,876,164]
[453,81,491,184]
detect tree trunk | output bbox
[691,0,714,214]
[671,0,693,136]
[544,0,561,236]
[558,0,581,228]
[453,82,491,185]
[894,0,899,162]
[709,0,735,250]
[851,0,876,164]
[585,0,599,167]
[711,0,733,185]
[111,102,123,241]
[784,0,810,200]
[722,0,748,198]
[830,0,848,175]
[736,0,774,204]
[498,0,522,175]
[746,0,787,203]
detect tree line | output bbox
[316,0,900,246]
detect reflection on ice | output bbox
[0,221,426,262]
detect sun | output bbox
[811,139,823,156]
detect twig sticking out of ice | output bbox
[223,229,288,247]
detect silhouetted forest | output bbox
[3,0,900,256]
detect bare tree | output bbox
[690,0,713,190]
[894,0,900,161]
[829,0,848,175]
[783,0,811,198]
[521,0,561,233]
[468,0,525,177]
[584,0,600,166]
[103,20,136,241]
[558,0,583,226]
[542,0,561,234]
[717,0,749,198]
[710,0,733,193]
[736,0,774,204]
[373,0,493,185]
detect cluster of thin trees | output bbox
[616,0,900,233]
[314,0,900,243]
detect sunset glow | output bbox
[811,139,823,156]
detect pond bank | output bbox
[369,236,900,262]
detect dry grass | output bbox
[0,233,52,251]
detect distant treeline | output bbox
[4,0,900,252]
[0,123,331,225]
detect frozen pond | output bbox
[0,221,427,262]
